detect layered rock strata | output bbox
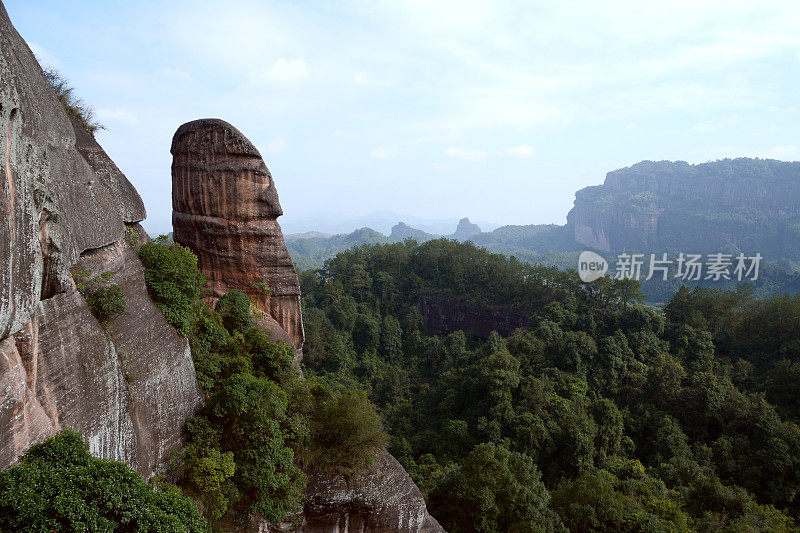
[171,119,443,532]
[417,294,527,339]
[0,0,202,476]
[171,119,304,351]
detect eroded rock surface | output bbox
[171,118,304,351]
[0,0,202,477]
[171,119,442,532]
[297,450,444,533]
[417,294,526,339]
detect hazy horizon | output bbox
[6,0,800,236]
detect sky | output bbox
[5,0,800,235]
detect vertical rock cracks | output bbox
[0,0,202,478]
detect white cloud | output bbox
[503,145,535,158]
[264,138,288,153]
[96,108,139,125]
[370,146,398,159]
[251,58,309,84]
[444,147,486,160]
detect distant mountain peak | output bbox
[452,217,482,241]
[390,221,437,242]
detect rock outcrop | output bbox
[298,451,443,533]
[417,294,527,339]
[171,119,442,533]
[171,119,304,352]
[0,1,202,476]
[390,222,436,243]
[450,217,481,242]
[567,159,800,258]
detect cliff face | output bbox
[417,295,527,339]
[0,1,202,476]
[171,119,304,352]
[171,119,442,533]
[567,159,800,257]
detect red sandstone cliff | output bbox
[171,119,304,353]
[0,1,202,476]
[170,119,443,533]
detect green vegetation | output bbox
[72,270,126,322]
[287,227,391,270]
[302,383,388,476]
[429,442,564,532]
[137,237,388,527]
[300,239,800,531]
[138,236,207,334]
[43,67,104,136]
[0,430,207,532]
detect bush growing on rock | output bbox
[139,236,390,525]
[138,236,206,334]
[300,381,388,477]
[43,67,104,136]
[216,290,254,335]
[73,270,126,322]
[0,430,207,532]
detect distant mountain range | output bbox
[286,217,491,270]
[280,210,500,236]
[286,158,800,301]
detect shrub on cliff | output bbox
[300,381,388,477]
[138,237,389,524]
[0,430,207,532]
[216,290,254,335]
[139,236,206,334]
[185,374,307,523]
[43,67,104,136]
[73,270,126,322]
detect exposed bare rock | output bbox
[171,119,441,532]
[0,1,146,338]
[0,227,203,476]
[566,158,800,257]
[296,450,444,533]
[417,294,527,339]
[171,119,304,351]
[0,335,54,465]
[70,230,203,476]
[0,0,201,478]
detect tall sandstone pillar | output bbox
[171,119,304,351]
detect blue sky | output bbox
[6,0,800,235]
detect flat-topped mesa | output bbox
[171,119,304,351]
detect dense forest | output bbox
[300,238,800,532]
[1,236,387,531]
[4,235,800,531]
